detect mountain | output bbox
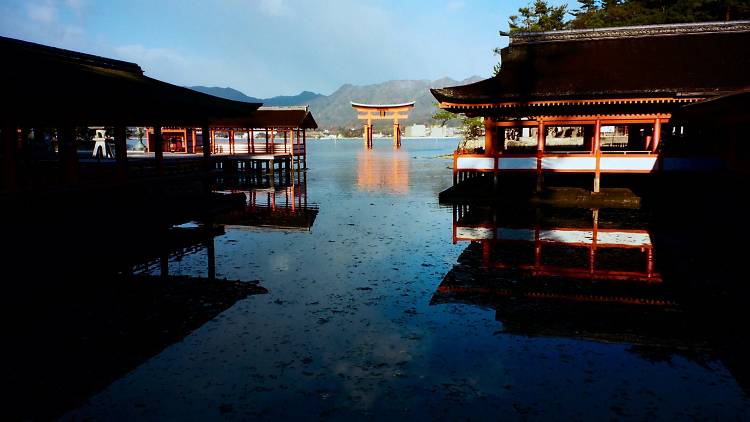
[306,76,482,129]
[188,86,262,103]
[263,91,324,106]
[189,76,483,129]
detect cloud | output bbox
[259,0,290,16]
[27,1,57,23]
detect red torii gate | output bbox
[351,101,415,148]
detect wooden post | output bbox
[153,126,164,175]
[485,117,495,155]
[590,208,599,273]
[250,129,255,154]
[114,125,128,181]
[57,126,78,184]
[229,129,235,155]
[192,129,197,154]
[363,124,370,148]
[652,117,661,153]
[453,151,458,185]
[535,122,545,193]
[206,233,216,281]
[302,129,307,168]
[183,129,188,153]
[2,126,18,191]
[593,119,602,193]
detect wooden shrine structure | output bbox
[351,102,415,148]
[0,35,262,193]
[431,21,750,193]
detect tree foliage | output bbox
[509,0,569,33]
[461,117,484,140]
[432,102,458,127]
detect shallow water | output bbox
[61,138,749,419]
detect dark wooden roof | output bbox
[432,21,750,109]
[213,107,318,129]
[0,36,262,126]
[675,87,750,124]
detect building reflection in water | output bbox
[6,215,267,421]
[437,204,704,346]
[356,149,409,194]
[215,171,318,231]
[436,204,750,392]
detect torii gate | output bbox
[351,101,415,148]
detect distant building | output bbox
[405,124,427,137]
[428,125,457,138]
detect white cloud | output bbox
[259,0,290,16]
[27,1,57,23]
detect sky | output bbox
[0,0,571,98]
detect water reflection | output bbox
[6,217,267,420]
[356,148,409,194]
[215,176,318,231]
[437,203,750,387]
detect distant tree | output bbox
[461,117,484,140]
[432,102,458,127]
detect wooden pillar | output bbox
[393,122,401,148]
[363,124,370,148]
[153,126,164,175]
[202,125,212,172]
[250,129,255,154]
[652,117,662,153]
[206,233,216,281]
[192,129,197,154]
[484,117,495,155]
[302,129,307,168]
[183,129,188,153]
[453,152,459,185]
[229,129,235,155]
[535,122,545,193]
[593,119,602,193]
[114,125,128,181]
[590,208,599,273]
[2,126,18,191]
[57,126,78,184]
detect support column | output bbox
[57,126,78,184]
[229,129,235,155]
[363,124,371,148]
[484,117,495,155]
[114,125,128,181]
[535,122,545,193]
[250,129,255,153]
[652,117,662,153]
[593,119,602,193]
[302,129,307,168]
[183,129,188,153]
[192,129,197,154]
[153,126,164,175]
[393,122,401,148]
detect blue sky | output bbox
[0,0,572,97]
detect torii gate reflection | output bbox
[351,101,415,149]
